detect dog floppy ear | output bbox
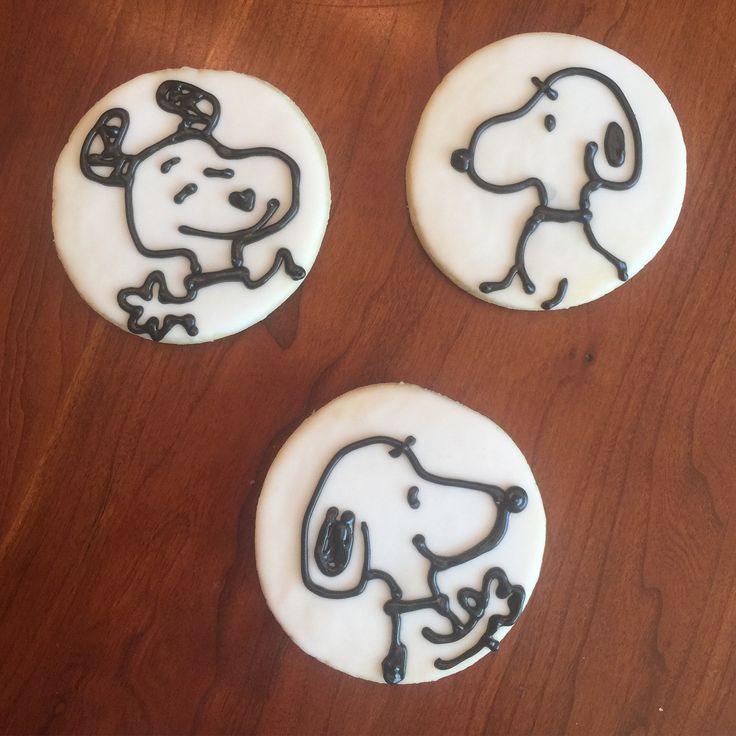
[583,72,642,190]
[588,111,641,189]
[80,108,133,187]
[156,80,220,133]
[314,507,355,577]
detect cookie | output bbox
[256,383,546,684]
[53,69,330,343]
[407,33,686,310]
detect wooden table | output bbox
[2,1,735,733]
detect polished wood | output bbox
[1,0,735,733]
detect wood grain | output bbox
[1,0,735,733]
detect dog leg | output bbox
[541,278,569,310]
[480,214,542,295]
[480,265,519,294]
[250,247,306,285]
[583,222,628,281]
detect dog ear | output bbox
[156,80,220,133]
[585,75,642,189]
[314,507,355,577]
[604,121,625,167]
[80,108,133,187]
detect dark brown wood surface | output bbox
[1,0,735,733]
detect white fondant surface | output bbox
[256,383,546,684]
[53,69,330,343]
[407,33,686,310]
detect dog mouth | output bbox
[177,195,282,240]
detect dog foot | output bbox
[287,264,306,280]
[541,278,569,310]
[480,279,536,295]
[480,266,530,295]
[275,248,306,280]
[381,642,407,685]
[479,281,501,294]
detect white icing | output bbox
[53,69,330,343]
[256,383,546,684]
[407,33,686,310]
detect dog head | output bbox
[80,80,299,257]
[451,68,642,206]
[304,436,527,594]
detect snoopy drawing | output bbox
[300,435,527,684]
[451,67,642,309]
[80,80,304,340]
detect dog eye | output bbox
[544,114,556,132]
[203,167,234,179]
[160,157,181,173]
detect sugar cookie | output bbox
[53,69,330,342]
[408,33,686,310]
[256,383,546,684]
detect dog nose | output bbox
[451,148,473,172]
[228,188,255,212]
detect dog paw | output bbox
[118,271,198,341]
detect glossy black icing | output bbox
[118,248,305,340]
[604,121,626,166]
[301,435,527,685]
[80,79,303,341]
[451,67,642,308]
[541,278,568,310]
[160,156,181,173]
[228,188,257,213]
[203,167,235,178]
[173,183,197,203]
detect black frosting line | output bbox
[300,435,527,684]
[452,66,642,308]
[79,79,304,339]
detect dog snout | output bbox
[451,148,473,172]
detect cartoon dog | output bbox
[451,67,642,309]
[81,80,304,340]
[301,435,527,684]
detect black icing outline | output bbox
[451,67,642,309]
[301,435,527,685]
[80,80,303,341]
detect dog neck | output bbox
[532,204,592,225]
[532,178,596,225]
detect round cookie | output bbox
[407,33,686,310]
[53,69,330,343]
[256,383,546,684]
